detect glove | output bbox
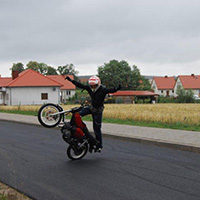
[65,76,72,82]
[117,84,122,90]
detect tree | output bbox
[46,66,58,75]
[57,64,78,75]
[98,60,144,90]
[57,63,79,80]
[177,86,194,103]
[137,76,151,91]
[11,62,24,73]
[185,90,195,103]
[98,60,132,89]
[26,61,58,75]
[26,61,39,72]
[38,63,48,75]
[132,65,141,90]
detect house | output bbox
[0,76,12,105]
[174,74,200,97]
[46,75,76,103]
[109,90,159,103]
[0,69,62,105]
[151,76,176,97]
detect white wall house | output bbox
[151,76,176,97]
[0,69,62,105]
[5,86,60,105]
[174,75,200,97]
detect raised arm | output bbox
[66,76,89,90]
[106,84,121,93]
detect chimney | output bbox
[12,70,19,80]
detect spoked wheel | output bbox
[67,143,88,160]
[38,103,63,128]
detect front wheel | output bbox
[67,143,88,160]
[38,103,63,128]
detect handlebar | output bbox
[50,105,84,117]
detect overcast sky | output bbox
[0,0,200,77]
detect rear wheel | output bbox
[67,143,88,160]
[38,103,63,128]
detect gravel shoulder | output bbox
[0,182,31,200]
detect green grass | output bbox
[0,109,38,116]
[1,109,200,132]
[103,118,200,131]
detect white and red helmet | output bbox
[88,76,101,92]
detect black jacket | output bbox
[71,80,119,109]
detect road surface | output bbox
[0,121,200,200]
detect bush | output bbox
[194,99,200,103]
[104,97,115,104]
[158,97,178,103]
[177,87,195,103]
[115,97,123,104]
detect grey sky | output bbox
[0,0,200,77]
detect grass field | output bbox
[102,104,200,125]
[0,104,200,131]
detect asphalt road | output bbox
[0,121,200,200]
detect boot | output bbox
[94,142,102,153]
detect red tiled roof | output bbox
[154,77,176,89]
[47,75,76,90]
[0,77,12,87]
[6,69,62,87]
[111,90,158,96]
[179,75,200,89]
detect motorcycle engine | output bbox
[61,122,72,142]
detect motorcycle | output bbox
[37,103,99,160]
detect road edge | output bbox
[1,118,200,154]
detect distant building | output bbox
[174,74,200,97]
[0,69,61,105]
[109,90,159,103]
[151,76,176,97]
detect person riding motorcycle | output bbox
[66,75,121,152]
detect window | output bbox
[66,91,71,95]
[161,90,163,93]
[172,90,174,93]
[41,93,48,100]
[0,93,2,100]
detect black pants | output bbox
[79,106,103,148]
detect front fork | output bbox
[56,104,65,123]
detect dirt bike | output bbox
[37,103,100,160]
